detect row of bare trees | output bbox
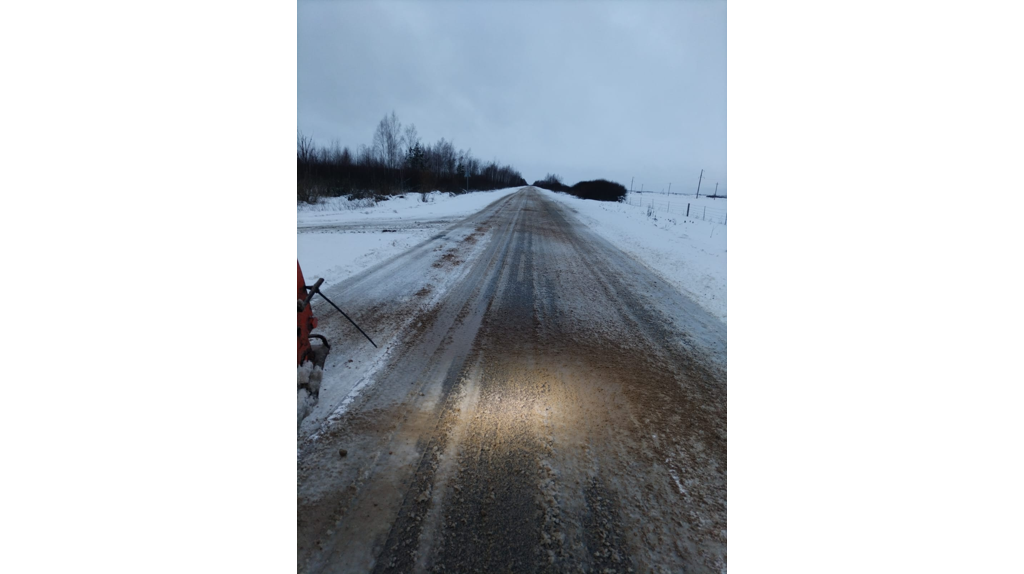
[298,111,526,203]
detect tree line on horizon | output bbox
[298,111,527,203]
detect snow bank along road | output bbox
[298,187,727,573]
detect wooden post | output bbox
[696,169,703,198]
[686,203,690,217]
[703,206,706,220]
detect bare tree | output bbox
[372,111,404,171]
[297,131,315,164]
[403,124,419,157]
[356,144,374,167]
[431,138,456,179]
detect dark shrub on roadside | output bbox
[532,173,571,193]
[569,179,627,202]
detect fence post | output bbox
[686,203,690,217]
[703,206,706,220]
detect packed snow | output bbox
[538,189,727,324]
[297,188,522,285]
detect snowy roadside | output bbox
[538,188,727,324]
[297,187,522,285]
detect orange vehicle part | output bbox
[297,261,319,365]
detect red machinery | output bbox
[297,261,376,367]
[297,261,328,366]
[297,261,376,423]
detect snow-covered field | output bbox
[297,185,726,324]
[297,187,522,285]
[624,191,728,225]
[539,189,727,324]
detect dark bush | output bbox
[531,173,571,193]
[532,175,628,202]
[569,179,628,202]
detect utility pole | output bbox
[630,176,634,193]
[696,169,703,198]
[668,182,671,195]
[640,184,643,193]
[714,182,718,198]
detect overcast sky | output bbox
[298,0,726,194]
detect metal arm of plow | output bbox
[315,291,378,349]
[299,278,324,312]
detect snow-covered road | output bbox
[297,187,726,573]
